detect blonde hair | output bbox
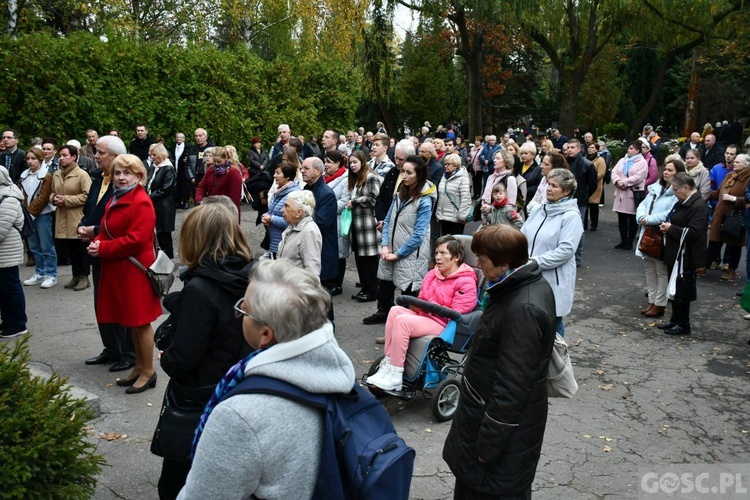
[224,145,241,168]
[111,154,147,186]
[443,153,462,168]
[149,143,170,163]
[179,203,253,268]
[211,146,239,171]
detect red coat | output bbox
[194,166,242,220]
[94,185,163,327]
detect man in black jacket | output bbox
[171,132,191,209]
[129,124,155,161]
[565,139,598,266]
[1,129,26,183]
[77,136,135,372]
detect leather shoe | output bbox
[641,304,654,315]
[116,375,138,387]
[85,353,116,365]
[109,360,135,372]
[356,293,376,303]
[375,336,385,344]
[656,322,675,330]
[664,324,690,335]
[363,311,388,325]
[328,286,343,296]
[125,373,157,394]
[644,305,665,318]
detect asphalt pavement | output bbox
[9,184,750,499]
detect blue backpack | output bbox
[221,376,415,500]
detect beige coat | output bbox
[50,164,91,239]
[589,156,606,203]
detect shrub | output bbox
[601,122,629,140]
[0,336,104,499]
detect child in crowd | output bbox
[484,183,523,229]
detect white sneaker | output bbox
[375,365,404,391]
[367,357,392,387]
[23,274,45,286]
[41,276,57,289]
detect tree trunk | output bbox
[683,48,700,137]
[7,0,18,36]
[465,40,483,141]
[558,70,583,137]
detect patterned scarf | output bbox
[191,348,265,458]
[213,160,232,177]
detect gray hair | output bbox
[548,168,578,195]
[97,136,126,155]
[395,139,416,156]
[307,156,325,173]
[278,124,290,132]
[202,195,236,213]
[246,259,331,343]
[286,190,316,218]
[734,154,749,168]
[671,172,695,190]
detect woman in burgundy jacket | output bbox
[195,146,243,220]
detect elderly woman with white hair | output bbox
[181,260,355,499]
[276,190,322,276]
[146,143,176,258]
[518,141,542,216]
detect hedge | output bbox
[0,33,362,154]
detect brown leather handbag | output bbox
[638,195,663,259]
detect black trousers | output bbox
[454,479,531,500]
[175,169,192,205]
[587,202,599,229]
[92,258,135,362]
[158,458,191,500]
[376,280,418,313]
[669,300,691,329]
[354,254,379,295]
[616,212,638,244]
[440,220,466,237]
[63,238,90,276]
[471,170,483,198]
[157,232,174,259]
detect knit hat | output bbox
[252,137,260,144]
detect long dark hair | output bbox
[348,150,369,190]
[398,154,428,201]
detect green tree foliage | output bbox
[0,336,104,498]
[0,32,360,152]
[578,44,625,132]
[395,16,463,134]
[360,0,398,134]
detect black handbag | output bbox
[720,209,743,241]
[632,188,647,207]
[150,380,215,461]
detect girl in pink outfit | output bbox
[366,235,478,391]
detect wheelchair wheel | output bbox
[431,378,461,422]
[366,355,388,399]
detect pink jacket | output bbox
[417,263,478,327]
[611,155,648,215]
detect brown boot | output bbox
[640,304,654,315]
[74,276,90,291]
[64,276,80,289]
[695,268,706,277]
[645,305,665,317]
[721,269,737,281]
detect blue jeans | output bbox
[0,266,27,330]
[575,205,587,264]
[556,317,565,337]
[27,212,57,277]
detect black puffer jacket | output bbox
[663,191,708,273]
[443,261,556,495]
[160,255,254,389]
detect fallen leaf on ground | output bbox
[147,403,153,407]
[425,428,432,433]
[105,383,113,388]
[621,390,633,400]
[605,437,613,442]
[603,446,612,452]
[100,431,122,441]
[594,369,605,375]
[599,383,614,391]
[573,340,582,347]
[583,434,592,438]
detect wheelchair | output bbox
[362,234,483,422]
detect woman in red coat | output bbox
[88,154,163,394]
[194,146,243,221]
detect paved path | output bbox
[10,186,750,499]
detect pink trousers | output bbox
[384,306,443,367]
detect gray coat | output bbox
[350,173,381,257]
[327,172,351,259]
[378,182,437,291]
[277,216,322,276]
[0,174,24,269]
[436,167,472,223]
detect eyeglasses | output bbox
[234,298,264,324]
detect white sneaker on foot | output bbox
[41,276,57,288]
[370,364,404,391]
[23,274,45,286]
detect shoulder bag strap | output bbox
[103,218,150,274]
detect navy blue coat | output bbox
[305,176,338,281]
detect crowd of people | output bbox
[1,119,749,499]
